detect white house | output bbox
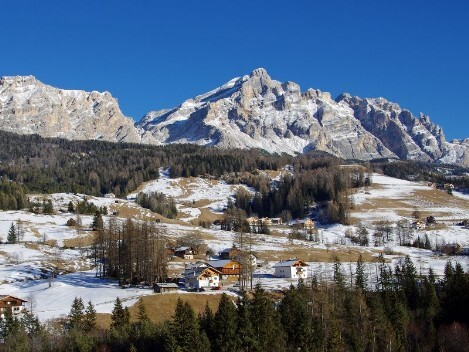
[273,259,309,279]
[184,266,222,290]
[0,295,27,319]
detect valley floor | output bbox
[1,172,468,323]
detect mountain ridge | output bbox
[1,70,468,166]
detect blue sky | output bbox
[2,0,468,140]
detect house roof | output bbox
[207,259,239,268]
[0,295,27,302]
[175,246,192,252]
[184,266,221,277]
[155,283,179,289]
[184,262,208,271]
[273,259,309,268]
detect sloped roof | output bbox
[155,283,179,289]
[184,266,221,277]
[0,295,27,302]
[207,259,239,268]
[175,246,192,252]
[273,259,309,268]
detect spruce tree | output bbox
[198,301,215,343]
[213,293,238,352]
[279,285,315,351]
[355,254,367,291]
[92,211,104,231]
[43,199,54,214]
[68,297,85,330]
[136,298,149,324]
[236,295,254,352]
[170,298,207,352]
[111,297,130,330]
[333,257,345,289]
[83,301,97,332]
[7,223,16,244]
[249,283,285,352]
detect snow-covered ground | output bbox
[0,270,154,321]
[129,168,255,218]
[0,172,468,322]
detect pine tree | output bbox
[355,254,367,291]
[250,283,285,352]
[170,298,207,352]
[236,295,255,352]
[111,297,130,330]
[279,285,315,351]
[213,293,238,352]
[92,211,104,231]
[7,223,16,244]
[83,301,97,332]
[68,297,85,330]
[198,301,215,343]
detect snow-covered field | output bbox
[129,168,254,220]
[0,172,468,322]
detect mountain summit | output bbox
[138,69,469,166]
[0,75,140,143]
[1,71,468,166]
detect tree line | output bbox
[229,164,370,225]
[0,130,297,197]
[1,257,468,351]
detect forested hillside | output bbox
[1,258,468,351]
[0,131,292,197]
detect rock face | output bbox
[139,68,396,160]
[138,68,469,166]
[0,75,140,142]
[1,71,468,166]
[335,94,469,166]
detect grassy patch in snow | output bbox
[96,293,226,328]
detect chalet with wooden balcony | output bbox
[0,295,27,319]
[184,266,222,290]
[207,259,241,277]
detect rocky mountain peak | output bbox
[249,67,269,78]
[1,71,468,167]
[0,75,140,143]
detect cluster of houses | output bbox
[155,244,310,293]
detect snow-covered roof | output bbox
[175,246,192,252]
[273,259,309,268]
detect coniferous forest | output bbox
[1,131,469,351]
[1,258,468,351]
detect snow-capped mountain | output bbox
[0,75,140,142]
[139,68,469,166]
[1,71,468,166]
